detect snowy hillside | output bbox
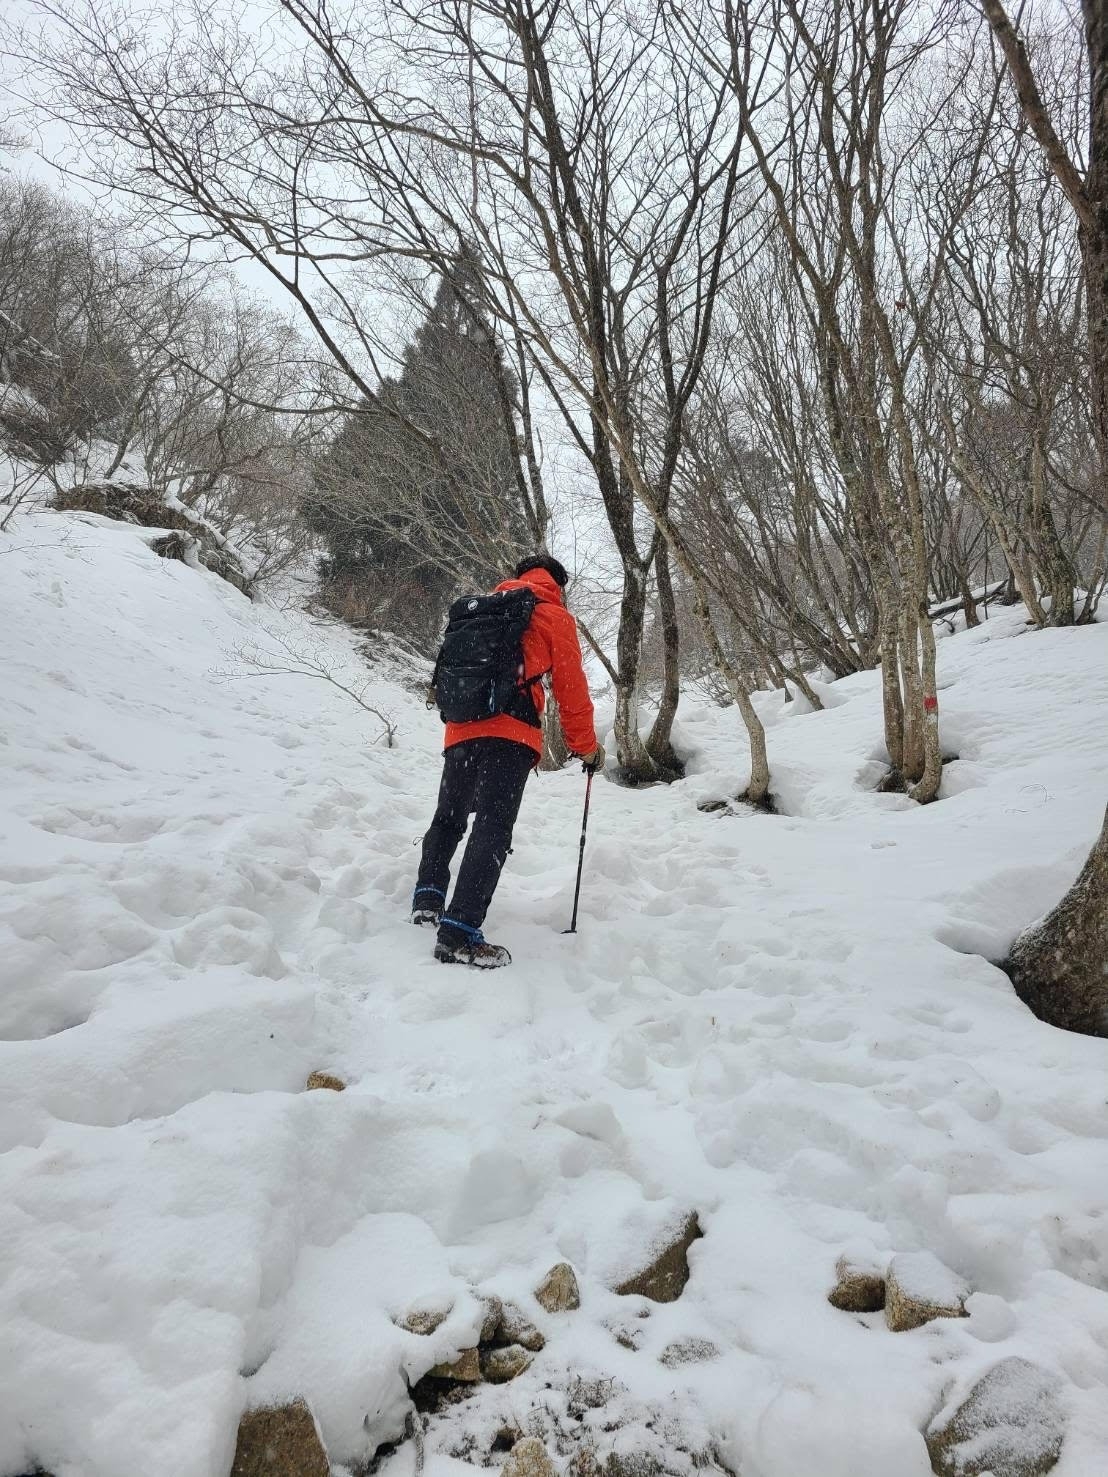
[2,510,1108,1477]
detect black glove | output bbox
[580,742,606,773]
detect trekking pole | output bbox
[563,768,594,934]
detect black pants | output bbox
[416,738,535,932]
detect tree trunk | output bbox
[1004,805,1108,1036]
[539,690,571,771]
[877,598,906,775]
[610,559,658,782]
[897,607,925,784]
[645,541,684,779]
[982,0,1108,1037]
[908,604,943,804]
[1082,0,1108,497]
[688,585,770,805]
[1029,435,1077,625]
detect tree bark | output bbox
[539,690,571,772]
[1004,805,1108,1036]
[984,0,1108,1036]
[645,541,684,779]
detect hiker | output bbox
[412,554,603,968]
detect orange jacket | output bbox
[443,568,598,760]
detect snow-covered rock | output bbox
[925,1357,1065,1477]
[54,481,254,595]
[230,1400,328,1477]
[305,1070,346,1091]
[885,1251,970,1332]
[496,1301,546,1350]
[613,1211,702,1302]
[480,1343,533,1381]
[828,1252,887,1313]
[430,1347,481,1382]
[502,1438,557,1477]
[535,1261,581,1312]
[398,1298,452,1337]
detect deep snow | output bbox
[2,509,1107,1477]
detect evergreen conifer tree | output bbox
[307,246,533,650]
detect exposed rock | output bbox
[150,532,190,562]
[828,1253,887,1313]
[481,1343,534,1383]
[410,1373,477,1415]
[502,1437,557,1477]
[230,1399,329,1477]
[429,1347,481,1382]
[885,1251,970,1332]
[496,1300,546,1351]
[305,1071,346,1092]
[535,1261,580,1312]
[658,1337,719,1368]
[53,482,253,596]
[398,1299,451,1337]
[925,1358,1064,1477]
[480,1293,504,1343]
[613,1213,703,1303]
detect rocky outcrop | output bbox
[398,1300,451,1337]
[828,1253,887,1313]
[925,1358,1064,1477]
[480,1294,504,1343]
[502,1437,558,1477]
[481,1344,534,1383]
[411,1284,547,1404]
[613,1213,702,1303]
[305,1071,345,1092]
[429,1348,481,1382]
[230,1399,328,1477]
[53,482,253,596]
[885,1251,969,1332]
[535,1261,581,1312]
[497,1301,546,1351]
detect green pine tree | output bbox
[307,246,533,650]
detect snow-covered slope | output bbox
[2,510,1107,1477]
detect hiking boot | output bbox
[410,888,444,927]
[434,920,511,969]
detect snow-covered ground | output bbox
[2,509,1107,1477]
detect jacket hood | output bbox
[495,570,565,606]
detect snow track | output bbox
[2,512,1107,1477]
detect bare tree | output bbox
[689,0,1001,801]
[976,0,1108,1036]
[0,171,321,579]
[927,25,1100,626]
[20,0,780,789]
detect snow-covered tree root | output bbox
[1003,804,1108,1038]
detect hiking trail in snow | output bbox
[2,511,1107,1477]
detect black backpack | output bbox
[430,587,543,727]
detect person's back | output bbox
[412,555,603,967]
